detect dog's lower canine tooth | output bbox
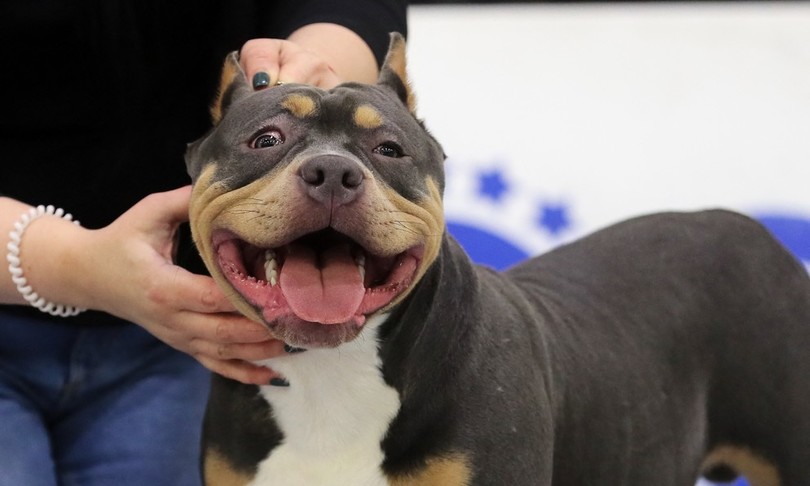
[264,251,279,286]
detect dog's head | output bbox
[186,34,445,348]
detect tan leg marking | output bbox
[388,453,472,486]
[702,445,780,486]
[203,449,253,486]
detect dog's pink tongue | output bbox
[279,243,364,324]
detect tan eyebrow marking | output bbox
[353,104,384,129]
[281,94,317,118]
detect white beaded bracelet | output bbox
[6,205,86,317]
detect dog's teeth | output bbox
[264,250,279,286]
[356,254,366,281]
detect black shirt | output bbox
[0,0,407,324]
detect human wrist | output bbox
[6,206,90,314]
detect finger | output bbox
[158,268,239,315]
[172,309,276,346]
[199,280,237,313]
[240,39,282,90]
[142,186,192,224]
[212,315,278,344]
[144,270,277,343]
[276,50,339,88]
[190,336,285,362]
[197,356,280,386]
[316,68,341,90]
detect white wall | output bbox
[407,2,810,269]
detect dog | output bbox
[185,33,810,486]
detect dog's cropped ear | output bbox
[210,51,252,125]
[377,33,416,113]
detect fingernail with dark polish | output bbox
[270,377,290,387]
[252,72,270,90]
[284,344,306,354]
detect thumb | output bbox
[148,186,192,225]
[129,186,192,262]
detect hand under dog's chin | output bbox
[265,314,367,349]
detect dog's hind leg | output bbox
[770,376,810,486]
[702,216,810,486]
[701,351,810,486]
[700,445,779,486]
[701,329,810,486]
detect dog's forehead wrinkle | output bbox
[294,136,358,161]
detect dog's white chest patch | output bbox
[249,315,400,486]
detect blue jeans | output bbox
[0,309,210,486]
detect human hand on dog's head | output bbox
[239,23,378,91]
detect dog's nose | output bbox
[299,155,365,207]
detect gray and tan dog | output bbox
[185,34,810,486]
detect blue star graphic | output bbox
[478,169,509,202]
[537,203,571,236]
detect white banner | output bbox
[408,3,810,271]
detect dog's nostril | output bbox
[342,170,362,189]
[301,167,326,187]
[313,170,326,187]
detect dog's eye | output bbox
[373,142,403,158]
[250,130,284,149]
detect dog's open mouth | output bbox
[213,228,422,340]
